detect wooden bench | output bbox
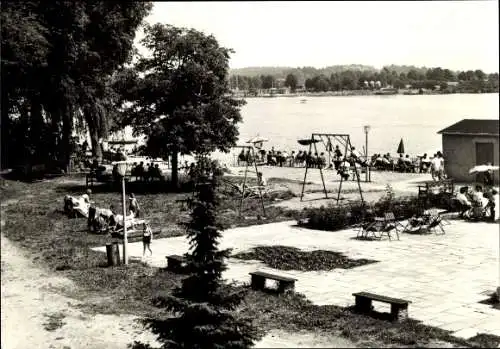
[353,291,411,321]
[166,255,188,272]
[249,271,297,294]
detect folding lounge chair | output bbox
[403,210,445,235]
[384,212,405,235]
[358,216,399,241]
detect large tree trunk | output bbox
[89,128,103,163]
[1,87,10,169]
[171,149,179,190]
[30,95,45,164]
[61,103,73,173]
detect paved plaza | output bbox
[94,219,500,340]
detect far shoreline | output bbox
[231,90,497,98]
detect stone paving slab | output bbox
[93,219,500,340]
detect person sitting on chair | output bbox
[349,147,367,167]
[483,189,497,221]
[455,187,473,218]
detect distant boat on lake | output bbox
[300,99,307,103]
[374,87,398,95]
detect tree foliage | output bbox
[1,1,152,170]
[143,156,257,349]
[284,73,298,91]
[116,23,245,187]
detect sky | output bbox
[136,1,499,73]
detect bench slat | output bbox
[353,292,410,305]
[249,271,297,282]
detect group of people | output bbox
[64,190,153,257]
[238,145,367,168]
[369,151,446,179]
[125,162,165,182]
[455,185,497,221]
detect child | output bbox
[142,222,153,257]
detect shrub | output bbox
[299,193,424,232]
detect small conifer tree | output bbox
[145,155,257,349]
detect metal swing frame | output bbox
[299,133,365,205]
[227,145,266,218]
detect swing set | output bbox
[222,145,266,218]
[299,133,366,205]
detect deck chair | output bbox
[403,210,445,235]
[384,212,405,234]
[357,217,384,240]
[358,216,399,241]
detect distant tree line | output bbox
[229,66,499,94]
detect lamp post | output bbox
[116,161,129,265]
[363,125,371,182]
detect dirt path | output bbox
[1,198,161,349]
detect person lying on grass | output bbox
[64,189,93,218]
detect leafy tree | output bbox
[465,70,475,81]
[457,71,467,81]
[143,156,257,348]
[117,24,244,188]
[1,1,51,168]
[439,81,449,92]
[442,69,456,81]
[340,70,358,90]
[284,73,298,92]
[474,69,486,81]
[329,73,341,91]
[77,1,153,161]
[1,1,152,169]
[393,79,406,89]
[261,74,274,89]
[249,76,262,89]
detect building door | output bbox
[475,142,494,183]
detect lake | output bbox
[212,93,498,164]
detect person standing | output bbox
[142,222,153,257]
[430,153,441,181]
[484,162,494,189]
[128,193,141,218]
[437,151,445,179]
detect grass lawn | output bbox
[2,176,499,348]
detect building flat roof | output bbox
[438,119,499,136]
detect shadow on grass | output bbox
[232,245,378,271]
[349,236,381,242]
[54,180,195,195]
[240,289,500,348]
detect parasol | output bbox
[397,139,405,154]
[247,136,268,149]
[469,165,499,174]
[297,139,320,146]
[246,136,269,144]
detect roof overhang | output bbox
[439,132,500,136]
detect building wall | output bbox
[442,134,499,183]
